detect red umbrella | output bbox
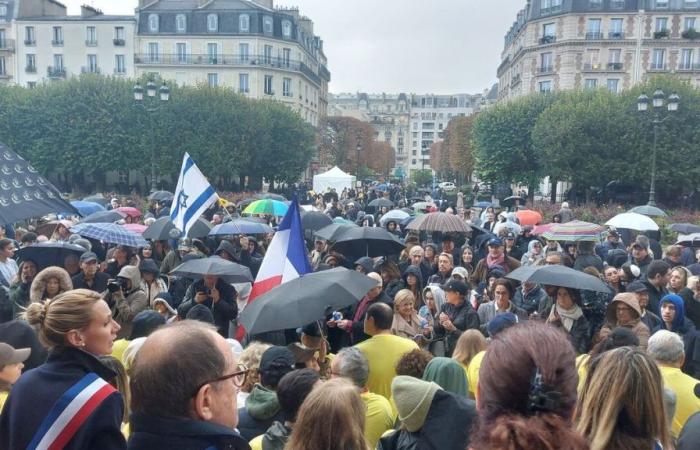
[122,223,148,235]
[115,206,142,219]
[531,223,555,235]
[515,210,543,226]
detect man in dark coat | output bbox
[128,321,251,450]
[178,275,238,338]
[643,260,671,314]
[335,272,393,345]
[71,252,110,293]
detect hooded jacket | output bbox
[402,265,425,307]
[520,240,544,267]
[661,294,697,336]
[105,265,149,340]
[29,266,73,303]
[257,421,290,450]
[599,293,651,349]
[139,259,168,306]
[236,384,284,441]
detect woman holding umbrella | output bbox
[546,286,590,354]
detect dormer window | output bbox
[282,20,292,38]
[207,14,218,32]
[263,16,273,34]
[239,14,250,32]
[148,14,159,32]
[176,14,186,32]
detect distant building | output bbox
[498,0,700,100]
[134,0,330,126]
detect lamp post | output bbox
[355,142,361,186]
[637,89,679,207]
[134,81,170,193]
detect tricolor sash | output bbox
[27,372,117,450]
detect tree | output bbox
[367,141,396,177]
[412,169,433,187]
[324,117,374,173]
[429,141,447,178]
[444,115,477,185]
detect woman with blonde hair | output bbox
[238,341,271,405]
[452,329,487,398]
[0,289,125,449]
[391,289,430,346]
[285,377,367,450]
[575,346,671,450]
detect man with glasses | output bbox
[128,321,251,449]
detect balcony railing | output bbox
[113,38,125,46]
[134,53,324,85]
[649,63,668,71]
[51,39,64,46]
[510,74,521,87]
[114,67,127,75]
[0,39,15,51]
[24,39,36,46]
[81,66,101,74]
[538,65,554,74]
[608,31,625,39]
[85,39,98,47]
[607,62,624,71]
[540,5,562,15]
[539,35,556,44]
[25,65,36,73]
[585,32,604,40]
[678,63,700,71]
[583,62,603,71]
[47,66,66,78]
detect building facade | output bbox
[498,0,700,100]
[134,0,330,126]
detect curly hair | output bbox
[238,341,271,393]
[395,349,434,379]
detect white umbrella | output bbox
[605,212,659,231]
[300,204,319,212]
[379,209,410,227]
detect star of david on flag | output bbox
[170,153,218,237]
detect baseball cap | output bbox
[259,346,296,374]
[0,342,31,367]
[79,251,98,263]
[488,237,503,247]
[442,279,468,296]
[487,312,518,338]
[625,281,648,293]
[632,236,650,250]
[451,266,468,279]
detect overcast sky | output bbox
[64,0,524,94]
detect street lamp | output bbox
[637,89,679,207]
[134,81,170,193]
[355,142,361,186]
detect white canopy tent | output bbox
[313,166,356,193]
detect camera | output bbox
[107,278,127,293]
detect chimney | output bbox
[251,0,274,9]
[80,4,102,17]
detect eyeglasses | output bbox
[192,363,248,397]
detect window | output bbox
[87,54,98,73]
[606,79,619,93]
[263,45,272,64]
[148,14,159,32]
[148,42,160,63]
[0,57,5,76]
[26,54,36,72]
[52,26,63,45]
[539,80,552,92]
[176,14,187,32]
[655,0,669,8]
[0,4,6,16]
[239,73,249,93]
[53,54,64,70]
[655,17,668,32]
[681,49,694,69]
[176,43,187,63]
[611,0,626,8]
[652,49,666,69]
[609,49,621,63]
[586,19,602,39]
[239,14,249,32]
[239,43,249,62]
[27,82,36,89]
[263,16,273,34]
[543,22,556,37]
[115,26,125,40]
[540,0,562,14]
[115,55,126,74]
[207,14,218,32]
[282,20,292,38]
[207,73,218,87]
[264,75,273,95]
[684,17,696,31]
[282,48,291,67]
[86,26,97,45]
[283,77,292,96]
[540,52,553,71]
[685,0,699,7]
[25,26,35,45]
[610,18,624,36]
[584,79,598,89]
[589,0,603,9]
[207,43,219,64]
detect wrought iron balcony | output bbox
[585,32,604,40]
[0,39,15,51]
[47,66,66,78]
[539,35,556,44]
[113,38,126,46]
[608,31,625,39]
[538,65,554,74]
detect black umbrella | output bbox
[238,268,377,335]
[170,255,253,283]
[368,198,394,209]
[301,211,332,232]
[329,227,405,257]
[315,223,359,242]
[148,190,174,202]
[143,217,212,240]
[669,223,700,234]
[79,210,126,224]
[0,143,79,225]
[506,265,611,293]
[17,242,87,271]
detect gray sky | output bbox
[65,0,524,94]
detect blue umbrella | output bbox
[209,219,274,236]
[474,201,492,208]
[70,222,149,247]
[70,200,105,217]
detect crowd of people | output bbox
[0,186,698,449]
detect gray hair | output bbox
[336,347,369,389]
[647,330,685,365]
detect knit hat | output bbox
[129,310,166,340]
[487,312,518,338]
[186,304,215,324]
[451,266,468,280]
[391,375,441,432]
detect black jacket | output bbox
[128,414,250,450]
[678,412,700,450]
[71,271,111,293]
[178,279,238,338]
[0,347,125,450]
[433,301,480,356]
[643,280,668,315]
[551,314,590,354]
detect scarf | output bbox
[554,303,583,332]
[486,253,507,273]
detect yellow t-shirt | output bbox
[659,365,700,437]
[362,391,397,450]
[467,351,485,401]
[0,391,8,414]
[249,435,263,450]
[575,354,590,394]
[111,338,130,365]
[355,334,419,403]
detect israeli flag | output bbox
[170,153,218,236]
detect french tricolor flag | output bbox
[248,196,312,301]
